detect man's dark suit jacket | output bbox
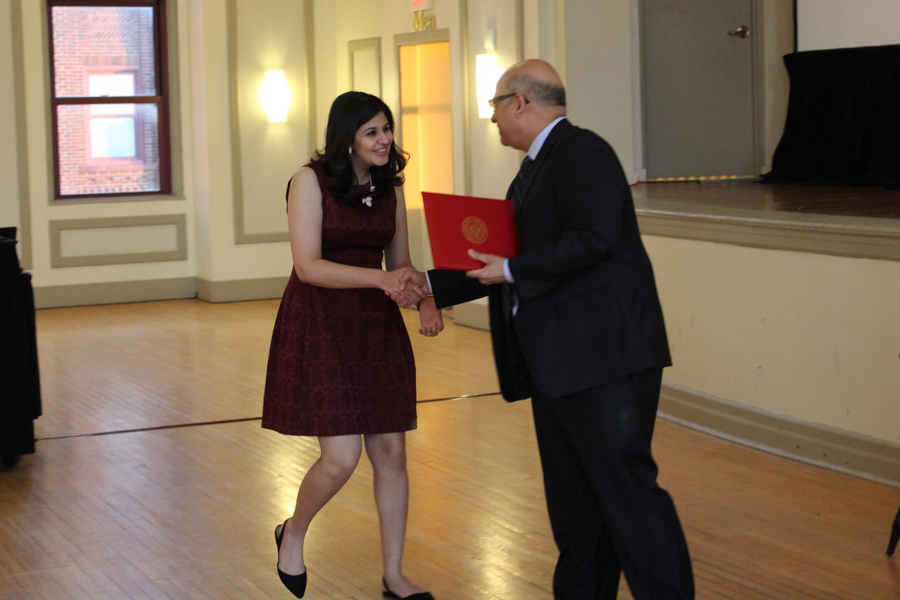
[429,119,671,401]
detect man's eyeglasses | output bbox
[488,93,517,110]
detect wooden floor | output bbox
[1,299,899,599]
[632,181,900,220]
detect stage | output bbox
[633,180,900,220]
[631,181,900,262]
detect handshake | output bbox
[381,267,448,338]
[382,266,430,308]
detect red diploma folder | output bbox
[422,191,520,271]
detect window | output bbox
[88,71,140,160]
[48,0,171,199]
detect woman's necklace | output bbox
[356,171,375,207]
[361,180,375,207]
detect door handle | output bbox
[728,25,751,39]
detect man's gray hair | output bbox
[507,74,567,107]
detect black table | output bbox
[0,232,41,467]
[764,44,900,189]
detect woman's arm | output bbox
[383,185,428,303]
[288,168,414,298]
[383,185,414,272]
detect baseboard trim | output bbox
[34,278,196,309]
[33,276,289,308]
[659,382,900,489]
[195,276,287,303]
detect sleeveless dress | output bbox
[261,163,417,436]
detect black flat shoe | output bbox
[275,519,307,598]
[382,577,434,600]
[888,503,900,556]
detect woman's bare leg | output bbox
[278,435,363,576]
[365,432,428,597]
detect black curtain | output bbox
[764,44,900,189]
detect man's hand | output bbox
[466,249,507,285]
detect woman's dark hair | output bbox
[313,91,409,207]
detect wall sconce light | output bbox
[259,70,291,123]
[475,53,503,119]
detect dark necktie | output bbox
[505,155,532,315]
[511,156,533,210]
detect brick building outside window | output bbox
[49,0,171,199]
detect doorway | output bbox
[640,0,758,180]
[397,37,452,270]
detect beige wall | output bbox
[0,1,18,230]
[232,1,312,241]
[0,1,26,263]
[10,1,191,297]
[646,235,900,445]
[188,0,310,290]
[561,0,639,176]
[463,0,527,200]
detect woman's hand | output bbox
[382,267,428,306]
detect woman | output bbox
[262,91,441,599]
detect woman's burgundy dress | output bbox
[262,163,417,436]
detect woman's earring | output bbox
[348,147,352,155]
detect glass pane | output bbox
[90,73,137,116]
[57,103,161,196]
[51,6,156,98]
[90,117,137,158]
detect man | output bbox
[426,60,694,599]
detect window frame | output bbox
[47,0,172,200]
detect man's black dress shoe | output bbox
[382,577,435,599]
[275,519,307,598]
